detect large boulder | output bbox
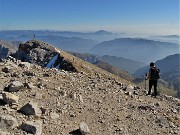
[20,101,42,116]
[20,120,42,135]
[6,81,24,92]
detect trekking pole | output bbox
[145,73,147,90]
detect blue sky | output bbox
[0,0,179,35]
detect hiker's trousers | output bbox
[148,80,157,96]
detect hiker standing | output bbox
[33,34,35,40]
[146,62,160,97]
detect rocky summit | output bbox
[0,40,179,135]
[12,40,77,72]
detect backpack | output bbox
[150,67,160,80]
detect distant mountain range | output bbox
[37,35,98,53]
[1,30,179,43]
[70,52,146,74]
[0,30,120,42]
[134,54,180,76]
[161,66,180,97]
[147,35,180,44]
[90,38,179,63]
[1,30,179,63]
[100,55,147,74]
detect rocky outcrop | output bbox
[12,40,77,72]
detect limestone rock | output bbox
[19,62,31,69]
[2,92,19,104]
[126,84,134,91]
[50,112,59,119]
[7,81,24,92]
[78,95,84,103]
[20,120,42,135]
[125,91,133,96]
[37,82,46,89]
[20,101,42,116]
[79,122,90,135]
[24,82,33,89]
[0,115,18,129]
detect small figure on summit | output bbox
[33,34,35,40]
[146,62,160,98]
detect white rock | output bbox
[0,94,2,100]
[79,95,84,103]
[19,62,31,69]
[79,122,90,135]
[2,92,19,104]
[50,112,59,119]
[124,91,132,96]
[126,84,134,90]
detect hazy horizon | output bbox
[0,0,179,35]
